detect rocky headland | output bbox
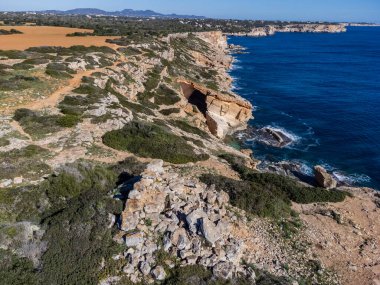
[0,25,379,285]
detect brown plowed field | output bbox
[0,26,118,50]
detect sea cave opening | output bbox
[180,82,208,117]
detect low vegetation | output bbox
[0,145,51,181]
[0,159,146,285]
[102,121,209,164]
[200,154,349,220]
[0,28,23,35]
[13,108,80,138]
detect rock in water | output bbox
[314,165,337,189]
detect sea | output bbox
[228,26,380,189]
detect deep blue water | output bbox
[228,27,380,189]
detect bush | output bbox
[0,145,51,180]
[45,69,73,79]
[163,265,251,285]
[170,120,210,138]
[159,108,181,116]
[23,58,49,65]
[56,114,81,128]
[154,84,181,105]
[0,250,37,285]
[0,76,39,91]
[102,121,209,164]
[13,109,62,138]
[200,174,292,219]
[219,154,349,205]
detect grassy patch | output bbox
[102,121,209,164]
[0,145,51,181]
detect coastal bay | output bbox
[229,26,380,189]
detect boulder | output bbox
[151,266,166,280]
[146,159,164,174]
[213,262,235,279]
[0,179,12,188]
[186,209,205,234]
[171,228,189,250]
[139,261,151,276]
[13,177,23,184]
[314,165,337,189]
[200,217,220,245]
[124,232,144,247]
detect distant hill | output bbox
[38,8,206,19]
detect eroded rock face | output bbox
[314,165,337,189]
[180,80,252,138]
[231,24,347,37]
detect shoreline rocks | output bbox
[314,165,338,189]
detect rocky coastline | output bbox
[0,25,379,285]
[228,23,347,37]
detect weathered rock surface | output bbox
[230,24,347,37]
[314,165,337,189]
[115,160,256,283]
[179,80,252,138]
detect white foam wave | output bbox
[333,172,371,185]
[320,163,371,185]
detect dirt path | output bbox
[14,54,126,112]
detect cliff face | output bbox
[179,79,252,138]
[178,31,253,138]
[232,23,347,37]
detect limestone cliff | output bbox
[231,23,347,37]
[179,79,252,138]
[178,31,253,138]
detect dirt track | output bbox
[0,26,118,50]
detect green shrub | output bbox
[219,153,349,204]
[114,93,155,116]
[159,108,181,116]
[163,265,251,285]
[0,50,28,59]
[56,114,81,128]
[143,66,162,91]
[0,250,37,285]
[13,109,62,138]
[23,58,49,65]
[170,120,210,138]
[45,69,73,79]
[0,75,39,91]
[154,84,181,105]
[12,63,34,70]
[200,174,292,219]
[102,121,209,164]
[0,145,51,180]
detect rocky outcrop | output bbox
[179,80,252,138]
[115,160,254,283]
[314,165,337,189]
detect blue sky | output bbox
[1,0,379,23]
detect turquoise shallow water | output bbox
[228,27,380,189]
